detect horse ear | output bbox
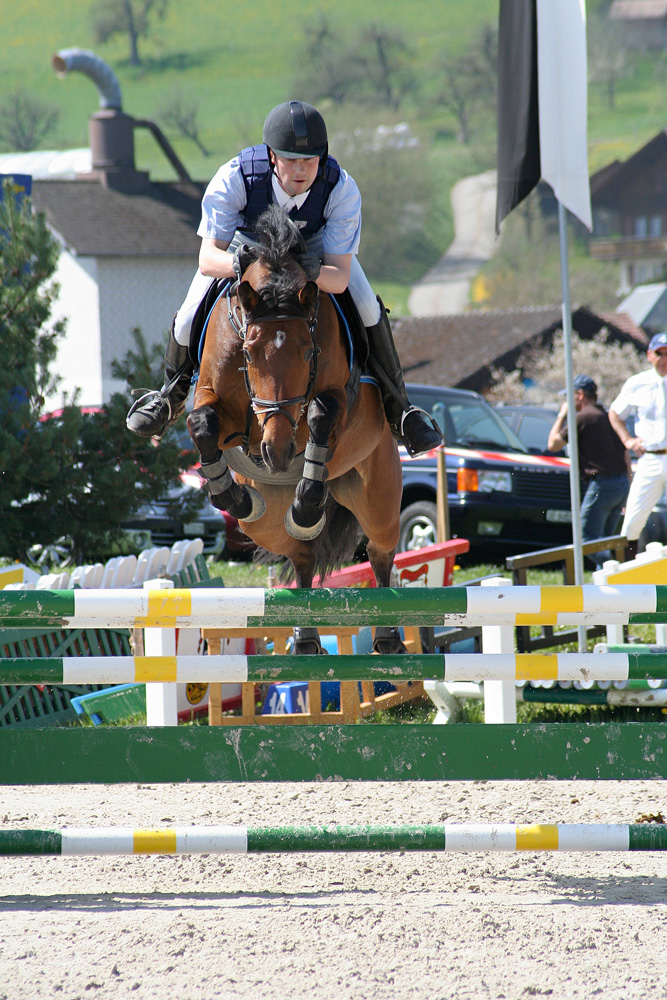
[298,280,319,317]
[238,280,260,314]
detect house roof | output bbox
[392,306,648,393]
[610,0,667,19]
[590,130,667,203]
[618,283,667,333]
[30,177,205,258]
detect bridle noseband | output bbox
[227,283,320,431]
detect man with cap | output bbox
[126,99,442,457]
[608,332,667,558]
[548,374,630,564]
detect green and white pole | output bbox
[1,823,666,856]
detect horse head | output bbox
[237,269,320,472]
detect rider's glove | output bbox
[233,244,254,280]
[296,251,321,281]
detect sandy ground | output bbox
[1,779,667,1000]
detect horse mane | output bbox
[251,205,305,308]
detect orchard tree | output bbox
[0,178,194,564]
[0,89,60,152]
[90,0,170,67]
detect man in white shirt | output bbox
[126,100,442,457]
[609,332,667,556]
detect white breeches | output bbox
[621,452,667,541]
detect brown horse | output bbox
[187,206,404,654]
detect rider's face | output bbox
[270,151,320,198]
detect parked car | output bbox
[120,432,254,559]
[496,405,667,551]
[399,384,575,554]
[494,404,562,456]
[129,387,576,560]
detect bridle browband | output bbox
[226,282,321,432]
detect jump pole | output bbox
[2,823,666,855]
[4,651,667,684]
[3,584,667,628]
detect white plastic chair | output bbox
[100,557,121,588]
[113,554,137,588]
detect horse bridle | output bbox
[226,283,321,431]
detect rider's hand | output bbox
[233,244,254,279]
[296,251,321,281]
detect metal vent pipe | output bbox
[51,48,123,110]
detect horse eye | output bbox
[242,348,252,363]
[304,348,314,360]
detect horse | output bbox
[187,205,405,655]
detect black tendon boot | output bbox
[126,326,194,439]
[365,298,443,456]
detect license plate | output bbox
[184,521,205,536]
[546,509,572,524]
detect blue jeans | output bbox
[580,474,629,565]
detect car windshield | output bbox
[409,389,528,453]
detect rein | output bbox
[226,283,321,432]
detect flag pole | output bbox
[557,199,587,651]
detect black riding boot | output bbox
[126,326,194,439]
[365,298,443,456]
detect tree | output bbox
[90,0,169,67]
[0,89,59,152]
[291,16,416,109]
[587,11,630,110]
[434,24,497,144]
[157,90,209,156]
[485,331,647,409]
[0,179,193,563]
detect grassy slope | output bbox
[0,0,496,177]
[2,1,665,314]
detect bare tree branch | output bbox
[0,90,59,152]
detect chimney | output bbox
[52,48,149,192]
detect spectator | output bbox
[609,332,667,559]
[548,374,630,565]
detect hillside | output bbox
[2,0,666,310]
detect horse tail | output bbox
[253,494,362,585]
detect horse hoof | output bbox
[284,506,326,540]
[292,627,327,655]
[372,626,408,655]
[240,486,266,523]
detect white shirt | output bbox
[610,367,667,450]
[197,151,362,256]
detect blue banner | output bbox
[0,174,32,204]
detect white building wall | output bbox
[47,251,102,410]
[97,257,196,401]
[45,251,197,408]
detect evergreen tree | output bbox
[0,178,197,564]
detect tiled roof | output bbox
[30,177,205,257]
[391,306,647,392]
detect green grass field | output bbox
[2,0,665,310]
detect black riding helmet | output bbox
[262,100,328,160]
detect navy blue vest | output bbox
[238,145,341,239]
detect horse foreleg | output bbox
[187,405,265,522]
[285,393,340,541]
[365,540,407,654]
[287,544,326,655]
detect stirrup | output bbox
[399,406,443,458]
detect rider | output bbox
[126,100,442,457]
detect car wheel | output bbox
[398,501,438,552]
